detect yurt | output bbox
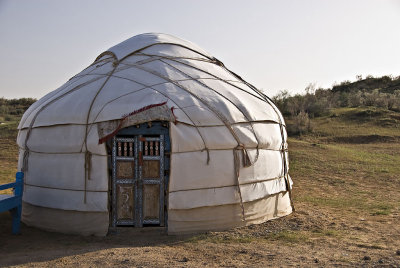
[17,33,294,236]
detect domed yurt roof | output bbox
[17,33,293,236]
[19,33,283,129]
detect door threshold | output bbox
[108,226,167,236]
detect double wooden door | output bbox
[111,134,165,227]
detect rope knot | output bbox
[235,144,252,168]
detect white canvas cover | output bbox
[17,33,293,235]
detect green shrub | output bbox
[287,111,313,136]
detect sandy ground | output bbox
[1,201,399,267]
[1,130,400,267]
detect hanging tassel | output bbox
[83,151,92,204]
[21,150,29,172]
[235,144,252,168]
[85,151,92,180]
[233,148,246,221]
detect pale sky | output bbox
[0,0,399,99]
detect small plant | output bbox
[288,111,313,136]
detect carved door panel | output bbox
[111,134,165,227]
[112,137,138,226]
[139,135,165,226]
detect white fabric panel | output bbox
[198,126,237,149]
[240,177,288,203]
[170,123,204,152]
[201,79,280,122]
[225,81,284,125]
[168,201,242,222]
[75,58,115,78]
[288,174,293,188]
[17,67,109,129]
[87,77,152,123]
[141,43,210,60]
[196,78,254,119]
[17,148,24,171]
[166,107,192,125]
[31,76,107,127]
[114,64,166,86]
[169,186,240,210]
[106,33,211,61]
[177,80,247,124]
[169,150,235,191]
[16,129,26,148]
[182,105,224,126]
[119,55,151,65]
[86,125,107,155]
[23,186,107,212]
[169,177,288,210]
[285,151,290,172]
[253,123,283,150]
[18,125,85,153]
[93,88,168,123]
[19,84,73,129]
[152,83,203,108]
[18,125,106,155]
[19,92,57,129]
[196,123,277,150]
[244,192,292,221]
[168,193,292,234]
[168,192,291,226]
[162,60,215,80]
[25,152,108,192]
[184,58,240,82]
[226,80,267,102]
[239,149,283,184]
[141,60,189,82]
[22,202,109,236]
[20,74,109,129]
[232,124,258,147]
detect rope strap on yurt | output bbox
[236,72,296,212]
[106,60,210,165]
[160,59,261,165]
[218,59,296,212]
[21,150,29,173]
[279,122,295,212]
[128,63,253,166]
[20,74,108,179]
[83,151,92,203]
[82,62,119,203]
[126,63,252,220]
[201,148,210,165]
[233,146,246,221]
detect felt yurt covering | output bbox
[17,33,293,236]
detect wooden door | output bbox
[139,135,165,226]
[111,137,138,226]
[111,134,165,227]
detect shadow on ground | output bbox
[0,211,191,267]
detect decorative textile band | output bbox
[98,101,174,144]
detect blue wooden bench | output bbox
[0,172,24,234]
